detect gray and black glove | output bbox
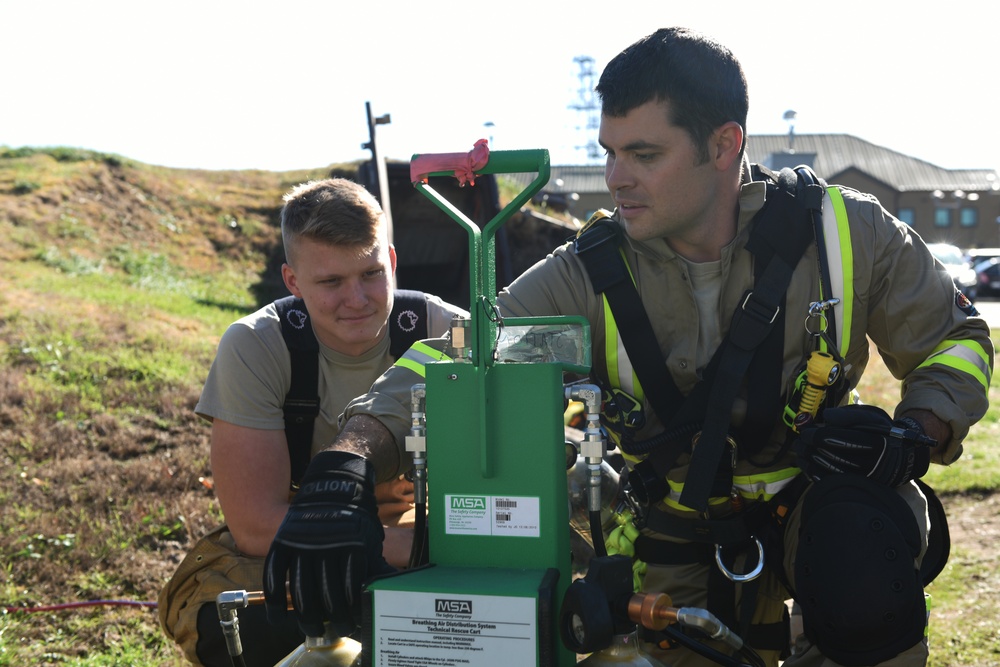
[795,405,935,487]
[264,451,394,637]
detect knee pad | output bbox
[794,474,925,666]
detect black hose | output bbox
[408,501,427,569]
[739,644,768,667]
[589,510,608,558]
[658,626,754,667]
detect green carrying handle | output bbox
[410,147,552,368]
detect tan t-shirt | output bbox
[196,293,467,457]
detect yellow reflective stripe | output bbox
[663,494,730,513]
[824,187,853,358]
[393,341,450,378]
[917,339,992,390]
[650,468,801,510]
[602,250,643,402]
[661,478,730,512]
[604,296,640,398]
[619,251,643,403]
[603,296,622,390]
[732,467,801,502]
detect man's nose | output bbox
[344,280,369,307]
[605,157,632,193]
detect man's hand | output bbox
[795,405,936,487]
[264,450,394,636]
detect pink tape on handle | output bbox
[410,138,490,186]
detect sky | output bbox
[4,0,999,173]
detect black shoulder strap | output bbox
[678,166,824,511]
[275,295,319,488]
[574,212,685,427]
[389,289,429,358]
[276,289,431,487]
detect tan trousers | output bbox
[641,481,930,667]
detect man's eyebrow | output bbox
[599,139,662,152]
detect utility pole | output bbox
[362,101,394,242]
[783,109,798,153]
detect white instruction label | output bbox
[444,495,540,537]
[373,589,536,666]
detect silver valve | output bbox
[215,589,264,660]
[566,384,605,515]
[405,384,428,505]
[446,315,471,361]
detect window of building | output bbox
[960,207,978,227]
[934,208,951,227]
[897,208,915,226]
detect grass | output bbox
[0,148,322,665]
[0,147,997,666]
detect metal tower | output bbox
[569,56,601,163]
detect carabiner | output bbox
[715,537,765,583]
[804,298,840,338]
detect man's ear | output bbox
[388,244,397,275]
[712,121,744,171]
[281,263,303,298]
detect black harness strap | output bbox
[574,214,685,427]
[276,289,429,488]
[275,295,319,489]
[678,167,821,512]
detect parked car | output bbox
[967,247,1000,267]
[927,242,977,301]
[974,256,1000,298]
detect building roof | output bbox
[535,164,607,195]
[510,134,1000,195]
[748,133,999,193]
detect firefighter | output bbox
[158,178,466,667]
[262,28,992,667]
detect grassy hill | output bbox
[0,147,340,665]
[0,147,996,666]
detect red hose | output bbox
[4,600,157,613]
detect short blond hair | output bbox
[280,178,385,266]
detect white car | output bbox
[927,242,977,301]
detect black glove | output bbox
[264,450,394,637]
[795,405,935,487]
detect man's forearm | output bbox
[329,414,402,483]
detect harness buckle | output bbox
[741,290,780,325]
[715,537,765,583]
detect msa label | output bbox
[374,589,536,667]
[435,599,473,614]
[445,495,540,537]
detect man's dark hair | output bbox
[596,27,748,162]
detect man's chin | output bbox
[622,220,654,242]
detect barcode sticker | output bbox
[445,495,540,537]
